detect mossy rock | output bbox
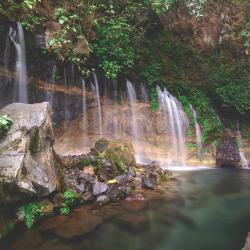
[95,139,136,179]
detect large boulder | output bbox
[0,103,61,204]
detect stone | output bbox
[0,103,61,204]
[82,191,95,202]
[83,166,95,176]
[115,213,150,231]
[121,193,147,212]
[40,215,67,231]
[96,195,110,205]
[54,211,103,239]
[9,230,43,250]
[36,240,71,250]
[92,181,108,196]
[40,199,54,214]
[106,184,124,201]
[243,232,250,250]
[95,138,109,153]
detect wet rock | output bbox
[115,213,150,231]
[54,211,103,239]
[83,166,95,176]
[82,191,95,202]
[93,181,108,196]
[75,183,85,193]
[40,199,54,214]
[40,215,67,231]
[10,230,43,250]
[96,195,110,205]
[95,139,109,153]
[52,193,64,208]
[37,239,71,250]
[142,175,155,189]
[106,184,124,201]
[0,103,61,204]
[121,193,147,212]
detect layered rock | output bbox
[0,103,61,204]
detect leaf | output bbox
[106,179,118,184]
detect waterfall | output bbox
[190,104,202,157]
[237,124,249,169]
[127,81,140,163]
[140,83,149,102]
[45,61,57,106]
[157,86,186,166]
[9,22,28,103]
[92,73,103,137]
[82,78,88,145]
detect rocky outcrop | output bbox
[61,139,171,203]
[216,129,240,168]
[161,0,247,53]
[0,103,61,204]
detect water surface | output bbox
[2,169,250,250]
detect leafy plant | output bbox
[60,189,78,215]
[17,202,43,229]
[0,115,13,138]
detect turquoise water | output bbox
[2,169,250,250]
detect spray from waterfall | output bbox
[190,104,202,158]
[237,124,249,169]
[9,22,28,103]
[157,86,186,166]
[92,73,103,137]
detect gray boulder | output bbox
[0,103,61,204]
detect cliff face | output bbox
[161,0,248,54]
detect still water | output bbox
[2,169,250,250]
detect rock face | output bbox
[161,0,247,52]
[0,103,61,204]
[216,129,241,168]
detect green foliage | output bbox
[0,115,13,138]
[144,0,176,14]
[168,81,223,143]
[206,60,250,115]
[92,17,136,78]
[0,222,16,240]
[17,202,43,229]
[185,0,207,17]
[60,189,78,215]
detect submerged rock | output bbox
[54,210,103,239]
[0,103,62,204]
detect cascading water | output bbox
[157,86,186,166]
[126,81,143,163]
[92,73,103,137]
[82,78,88,145]
[237,124,249,169]
[9,22,28,103]
[190,104,202,158]
[45,61,57,106]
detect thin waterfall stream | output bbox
[190,104,202,158]
[8,22,28,103]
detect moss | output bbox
[29,128,40,154]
